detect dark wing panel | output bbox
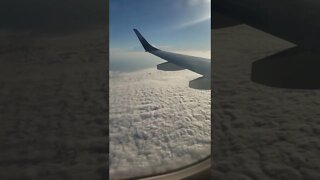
[157,62,185,71]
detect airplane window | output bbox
[109,0,211,179]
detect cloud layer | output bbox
[109,69,211,179]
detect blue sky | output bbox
[110,0,211,72]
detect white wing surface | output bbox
[133,29,211,90]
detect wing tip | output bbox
[133,29,159,52]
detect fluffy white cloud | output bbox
[109,68,211,179]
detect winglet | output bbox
[133,29,159,52]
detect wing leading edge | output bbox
[133,29,211,78]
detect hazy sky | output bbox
[110,0,211,72]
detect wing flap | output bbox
[157,62,185,71]
[189,76,211,90]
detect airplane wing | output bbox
[133,29,211,90]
